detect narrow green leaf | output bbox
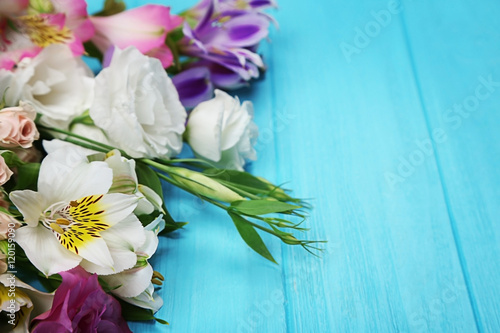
[136,162,164,200]
[228,212,277,264]
[231,200,301,216]
[204,169,272,191]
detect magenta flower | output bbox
[90,5,182,68]
[179,0,275,89]
[31,266,132,332]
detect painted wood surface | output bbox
[86,0,500,332]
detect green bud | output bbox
[169,167,244,203]
[282,234,301,245]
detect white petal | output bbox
[186,97,224,161]
[16,225,81,276]
[138,229,159,258]
[9,190,44,227]
[104,263,153,298]
[38,147,113,202]
[80,214,145,275]
[94,193,139,227]
[119,285,163,313]
[71,235,114,269]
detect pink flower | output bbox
[31,266,132,332]
[90,5,183,68]
[0,154,13,185]
[0,101,39,148]
[0,0,94,70]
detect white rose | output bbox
[186,89,258,171]
[90,47,187,158]
[12,44,94,129]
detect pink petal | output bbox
[90,5,182,55]
[146,44,174,68]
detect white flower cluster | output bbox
[4,44,259,168]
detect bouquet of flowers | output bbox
[0,0,321,331]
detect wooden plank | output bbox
[401,1,500,331]
[268,0,478,331]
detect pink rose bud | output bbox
[0,101,40,149]
[0,155,13,185]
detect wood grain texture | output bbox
[85,0,500,332]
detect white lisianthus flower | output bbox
[90,46,187,158]
[9,146,147,277]
[185,89,258,171]
[11,44,94,129]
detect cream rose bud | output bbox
[186,90,258,171]
[13,44,94,129]
[90,47,187,158]
[0,154,13,185]
[0,101,39,148]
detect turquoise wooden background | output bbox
[87,0,500,332]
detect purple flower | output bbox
[31,266,132,333]
[172,66,214,108]
[179,0,275,90]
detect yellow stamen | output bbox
[152,271,165,281]
[152,278,163,286]
[69,200,79,207]
[17,15,73,48]
[218,16,232,24]
[56,218,70,225]
[50,223,65,234]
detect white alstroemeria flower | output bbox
[101,215,164,312]
[186,89,258,171]
[9,147,146,277]
[0,274,53,333]
[12,44,94,129]
[90,46,187,158]
[43,140,163,215]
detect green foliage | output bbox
[230,200,301,216]
[94,0,126,17]
[119,300,169,324]
[229,212,277,264]
[13,163,40,191]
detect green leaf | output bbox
[161,221,188,234]
[119,299,169,324]
[94,0,126,17]
[231,200,301,216]
[1,150,25,168]
[228,212,277,264]
[136,162,163,200]
[204,169,272,191]
[13,163,40,191]
[83,41,103,62]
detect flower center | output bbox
[17,15,73,48]
[42,195,111,255]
